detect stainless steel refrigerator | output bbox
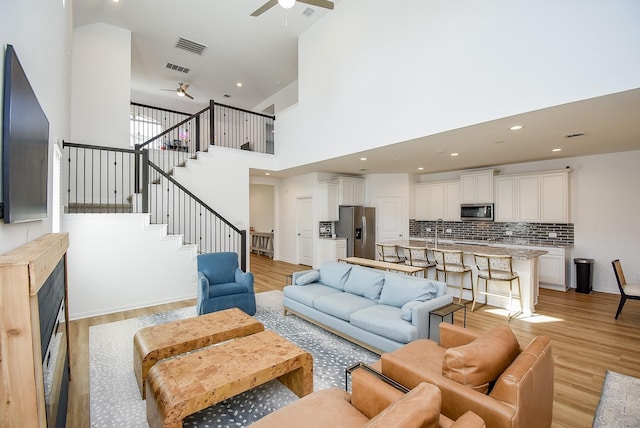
[335,206,376,259]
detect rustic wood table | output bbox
[145,330,314,428]
[133,307,264,398]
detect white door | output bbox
[377,197,404,243]
[297,197,314,266]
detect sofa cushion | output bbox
[208,282,249,297]
[295,270,320,285]
[363,382,441,428]
[313,292,376,321]
[350,304,418,344]
[318,262,352,291]
[344,265,386,300]
[283,284,341,308]
[378,274,439,308]
[442,324,520,394]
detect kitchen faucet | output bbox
[435,218,444,248]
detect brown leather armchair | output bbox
[249,364,485,428]
[380,323,554,428]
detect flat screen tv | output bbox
[1,44,49,223]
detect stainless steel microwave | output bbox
[460,203,494,221]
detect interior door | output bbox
[296,197,314,266]
[377,197,404,246]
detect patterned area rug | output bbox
[89,291,378,427]
[593,370,640,427]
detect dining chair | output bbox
[376,243,406,263]
[472,253,522,320]
[403,246,436,279]
[611,259,640,319]
[432,249,473,304]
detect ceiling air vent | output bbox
[565,132,585,139]
[175,37,208,55]
[165,63,190,74]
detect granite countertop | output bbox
[395,239,546,260]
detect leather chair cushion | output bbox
[442,324,520,394]
[363,382,441,428]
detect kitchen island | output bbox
[389,239,547,316]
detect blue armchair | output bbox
[196,252,256,316]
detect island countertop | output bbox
[390,239,547,260]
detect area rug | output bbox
[593,370,640,427]
[89,291,378,427]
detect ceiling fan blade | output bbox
[181,84,190,91]
[298,0,334,10]
[251,0,278,16]
[185,92,194,100]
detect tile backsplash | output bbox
[409,219,574,247]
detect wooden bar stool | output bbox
[472,253,522,320]
[403,246,436,278]
[376,243,406,263]
[432,249,473,304]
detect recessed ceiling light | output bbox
[510,125,523,131]
[552,148,562,152]
[360,157,367,161]
[265,172,270,176]
[418,167,424,170]
[236,82,242,87]
[450,153,459,157]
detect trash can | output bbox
[574,258,594,294]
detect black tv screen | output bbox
[2,44,49,223]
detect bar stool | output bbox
[375,243,406,263]
[472,253,522,320]
[403,246,436,279]
[432,249,473,304]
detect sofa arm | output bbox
[439,323,479,349]
[411,294,454,339]
[235,268,255,293]
[450,411,486,428]
[197,271,209,301]
[350,367,405,419]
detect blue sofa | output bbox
[197,252,256,316]
[283,261,453,354]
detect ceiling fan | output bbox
[161,83,193,99]
[251,0,334,17]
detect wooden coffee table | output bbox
[145,329,313,428]
[133,308,264,398]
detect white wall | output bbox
[63,214,197,319]
[275,0,640,171]
[250,184,275,233]
[71,23,131,148]
[0,0,72,254]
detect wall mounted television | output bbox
[1,44,49,223]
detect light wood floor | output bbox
[65,254,640,428]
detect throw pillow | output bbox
[318,261,352,290]
[400,300,423,322]
[363,382,441,428]
[442,324,520,394]
[295,270,320,285]
[378,274,438,308]
[344,265,385,300]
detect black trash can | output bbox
[574,258,594,294]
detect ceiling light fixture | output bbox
[176,90,185,97]
[418,167,424,170]
[278,0,296,9]
[510,125,523,131]
[236,82,243,87]
[450,153,459,157]
[552,148,562,152]
[360,157,367,161]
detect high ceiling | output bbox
[74,1,640,177]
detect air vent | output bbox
[302,7,315,16]
[223,94,231,98]
[165,63,190,74]
[565,132,585,138]
[175,37,208,55]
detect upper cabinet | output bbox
[319,181,339,221]
[337,177,365,206]
[460,170,494,203]
[494,170,570,223]
[415,180,460,221]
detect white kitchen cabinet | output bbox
[316,238,347,267]
[337,177,365,206]
[494,170,570,223]
[415,180,459,221]
[520,245,569,290]
[319,181,339,221]
[460,170,494,203]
